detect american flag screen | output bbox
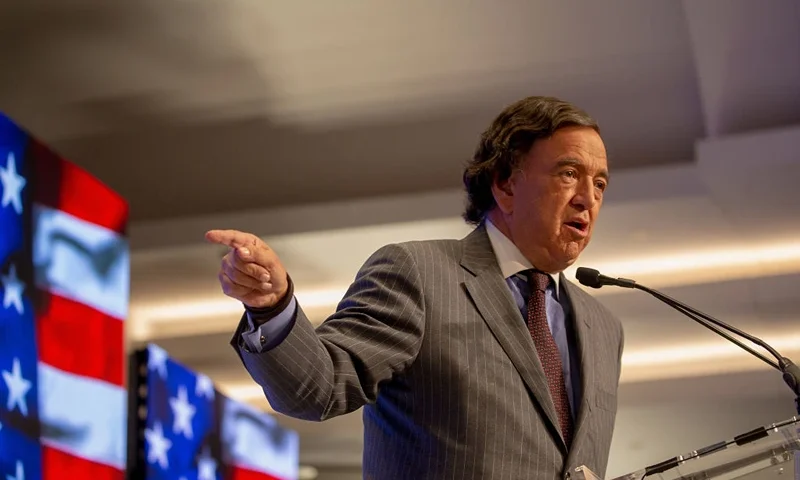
[0,112,130,480]
[127,344,300,480]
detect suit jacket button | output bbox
[259,335,267,345]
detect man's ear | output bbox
[490,173,515,215]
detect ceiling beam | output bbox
[682,0,800,137]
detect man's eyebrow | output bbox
[555,157,610,182]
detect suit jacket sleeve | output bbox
[230,242,426,421]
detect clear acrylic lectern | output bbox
[574,416,800,480]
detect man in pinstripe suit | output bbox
[208,96,624,479]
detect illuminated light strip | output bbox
[622,334,800,366]
[132,287,347,322]
[131,240,800,339]
[220,383,271,403]
[298,466,320,480]
[566,240,800,281]
[128,287,348,340]
[619,334,800,384]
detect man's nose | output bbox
[572,181,598,210]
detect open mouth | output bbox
[564,220,588,234]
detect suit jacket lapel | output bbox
[460,225,565,450]
[561,277,599,469]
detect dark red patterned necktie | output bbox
[526,270,573,447]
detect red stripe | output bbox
[36,293,124,386]
[31,139,129,234]
[41,446,123,480]
[229,465,284,480]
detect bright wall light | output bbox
[129,287,347,340]
[133,287,347,323]
[221,383,267,401]
[566,240,800,281]
[131,240,800,338]
[298,466,319,480]
[622,334,800,367]
[619,333,800,383]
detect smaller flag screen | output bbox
[127,344,300,480]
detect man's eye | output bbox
[562,170,577,178]
[595,181,607,191]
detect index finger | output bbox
[205,229,259,249]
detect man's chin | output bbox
[529,240,587,273]
[555,242,585,268]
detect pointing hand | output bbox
[205,229,289,309]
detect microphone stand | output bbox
[575,268,800,415]
[631,283,800,415]
[576,267,800,478]
[634,284,780,369]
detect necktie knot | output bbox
[527,270,551,293]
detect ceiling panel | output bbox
[0,0,703,221]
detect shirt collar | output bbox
[485,219,561,297]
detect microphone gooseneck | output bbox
[575,267,800,415]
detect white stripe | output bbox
[32,204,129,320]
[37,362,127,470]
[221,398,299,479]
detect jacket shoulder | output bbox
[354,238,464,277]
[391,238,464,266]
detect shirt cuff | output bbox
[242,295,298,353]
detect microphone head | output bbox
[575,267,603,288]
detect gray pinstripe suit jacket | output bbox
[231,224,624,479]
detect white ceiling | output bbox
[3,0,800,477]
[1,0,696,133]
[0,0,709,221]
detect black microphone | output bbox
[575,267,800,416]
[575,267,637,289]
